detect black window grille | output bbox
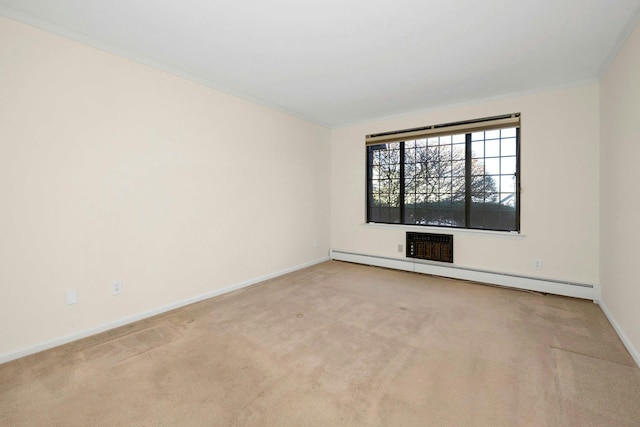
[366,116,520,232]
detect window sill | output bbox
[362,222,526,239]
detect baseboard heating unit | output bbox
[329,249,600,301]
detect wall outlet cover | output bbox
[112,282,123,296]
[65,289,78,305]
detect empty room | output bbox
[1,0,640,425]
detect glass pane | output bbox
[469,204,486,228]
[411,147,423,164]
[439,145,452,160]
[439,193,451,204]
[485,158,500,174]
[451,160,465,176]
[439,178,451,192]
[485,140,500,157]
[379,209,390,222]
[471,141,484,158]
[405,208,417,224]
[501,127,516,138]
[472,131,485,141]
[485,176,500,200]
[471,158,485,176]
[439,135,451,145]
[367,144,401,224]
[500,192,516,207]
[500,175,516,193]
[369,207,380,221]
[470,201,516,231]
[452,134,465,143]
[452,143,465,159]
[485,129,500,140]
[470,174,486,195]
[452,188,464,202]
[406,189,415,202]
[471,193,484,202]
[501,157,516,175]
[418,201,465,227]
[501,138,517,156]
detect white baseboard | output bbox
[0,257,330,365]
[330,249,600,301]
[597,301,640,368]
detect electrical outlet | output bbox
[534,259,543,270]
[111,281,123,296]
[398,244,403,253]
[65,289,78,305]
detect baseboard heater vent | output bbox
[406,232,453,263]
[329,249,600,301]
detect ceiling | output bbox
[2,0,640,127]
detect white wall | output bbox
[0,16,330,358]
[331,84,600,285]
[600,19,640,361]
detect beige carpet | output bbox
[1,261,638,426]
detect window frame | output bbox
[365,116,521,233]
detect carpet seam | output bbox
[549,346,638,368]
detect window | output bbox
[366,114,520,232]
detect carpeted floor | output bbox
[1,260,639,426]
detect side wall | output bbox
[600,19,640,363]
[0,17,330,358]
[331,84,600,285]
